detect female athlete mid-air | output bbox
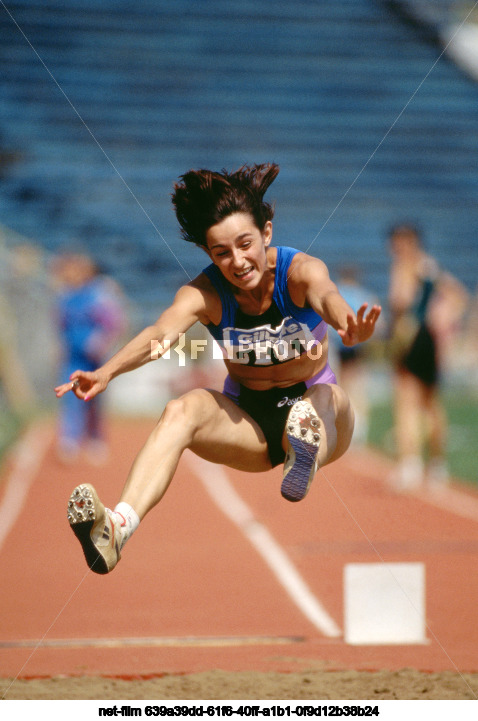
[55,163,381,574]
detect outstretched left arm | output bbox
[290,253,382,347]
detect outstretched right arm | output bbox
[54,279,213,402]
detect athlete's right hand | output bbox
[54,369,109,401]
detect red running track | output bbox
[1,416,478,679]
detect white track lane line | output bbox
[1,635,302,649]
[0,422,52,552]
[354,450,478,524]
[412,485,478,523]
[188,453,341,638]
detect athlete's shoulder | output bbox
[182,271,222,325]
[271,248,329,312]
[286,250,330,284]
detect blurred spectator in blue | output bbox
[387,224,468,492]
[330,265,381,447]
[53,253,127,464]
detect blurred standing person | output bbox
[54,253,127,463]
[387,224,468,491]
[461,285,478,383]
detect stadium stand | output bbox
[0,0,477,323]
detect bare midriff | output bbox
[225,333,329,390]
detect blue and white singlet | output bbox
[202,246,327,366]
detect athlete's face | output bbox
[206,212,272,289]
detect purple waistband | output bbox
[222,374,241,403]
[222,361,337,404]
[305,361,338,387]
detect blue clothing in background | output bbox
[57,276,125,450]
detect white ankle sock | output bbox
[113,502,140,549]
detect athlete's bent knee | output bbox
[162,397,187,422]
[160,390,207,432]
[154,396,194,444]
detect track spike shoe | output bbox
[67,483,121,574]
[281,400,321,502]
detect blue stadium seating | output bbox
[0,0,477,319]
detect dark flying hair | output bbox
[171,163,280,247]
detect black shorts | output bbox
[402,323,438,387]
[236,382,308,467]
[222,365,337,468]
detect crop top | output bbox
[202,246,327,367]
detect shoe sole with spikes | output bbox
[281,400,321,502]
[67,483,121,574]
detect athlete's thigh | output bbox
[303,382,355,463]
[185,388,272,472]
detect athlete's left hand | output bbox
[338,303,382,346]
